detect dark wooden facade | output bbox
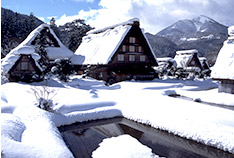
[84,22,158,84]
[8,55,42,82]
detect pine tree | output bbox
[51,58,74,82]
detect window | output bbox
[138,46,143,53]
[129,37,136,43]
[129,46,135,52]
[129,55,135,61]
[122,45,126,52]
[191,61,195,65]
[21,62,28,70]
[140,55,146,62]
[118,54,124,61]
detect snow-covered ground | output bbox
[1,76,234,157]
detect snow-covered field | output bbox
[1,76,234,157]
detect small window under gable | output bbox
[118,54,124,61]
[140,55,146,62]
[129,46,135,52]
[122,45,126,52]
[129,55,135,61]
[21,62,29,70]
[138,46,143,53]
[129,37,136,43]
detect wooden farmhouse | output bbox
[173,49,204,78]
[72,18,158,84]
[211,26,234,94]
[174,49,202,71]
[1,24,74,82]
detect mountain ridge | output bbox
[147,15,228,66]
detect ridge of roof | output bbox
[176,49,198,55]
[87,18,140,35]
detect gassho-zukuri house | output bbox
[72,18,158,84]
[174,49,203,72]
[211,26,234,94]
[1,24,74,82]
[173,49,211,77]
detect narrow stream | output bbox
[59,117,233,158]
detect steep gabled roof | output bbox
[199,57,210,69]
[1,24,74,74]
[174,49,201,68]
[211,26,234,80]
[1,46,42,73]
[73,18,157,65]
[20,23,74,60]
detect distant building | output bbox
[72,18,158,84]
[173,49,203,79]
[156,57,177,78]
[199,57,211,77]
[174,49,202,71]
[211,26,234,94]
[1,24,74,82]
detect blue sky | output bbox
[2,0,101,21]
[2,0,234,34]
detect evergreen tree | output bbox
[49,17,61,39]
[51,58,74,82]
[34,30,50,71]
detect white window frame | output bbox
[118,54,124,61]
[129,45,135,52]
[129,55,135,61]
[129,37,136,43]
[140,55,146,62]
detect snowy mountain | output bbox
[147,15,228,66]
[157,15,228,45]
[145,33,178,58]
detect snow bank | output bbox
[1,77,234,157]
[92,134,160,158]
[2,107,74,158]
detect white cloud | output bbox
[55,0,234,34]
[47,16,57,20]
[37,17,45,22]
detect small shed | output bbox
[211,26,234,94]
[73,18,158,84]
[1,24,74,82]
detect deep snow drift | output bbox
[1,76,234,157]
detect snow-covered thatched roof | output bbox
[73,18,156,65]
[1,24,74,73]
[1,46,42,73]
[199,57,210,68]
[19,23,74,60]
[211,26,234,80]
[174,49,200,68]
